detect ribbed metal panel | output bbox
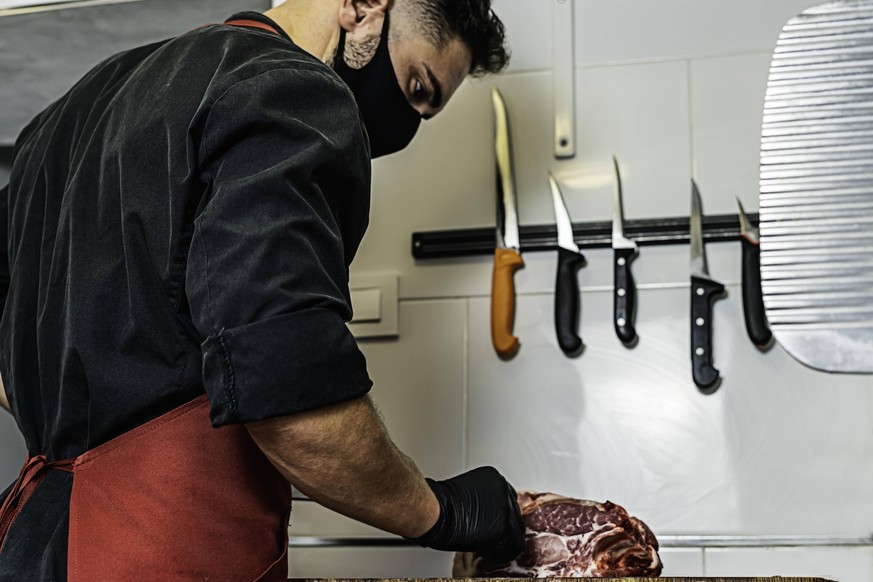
[761,0,873,373]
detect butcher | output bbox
[0,0,525,579]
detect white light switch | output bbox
[351,288,382,323]
[347,274,399,339]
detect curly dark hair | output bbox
[405,0,510,77]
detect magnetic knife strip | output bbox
[411,213,754,259]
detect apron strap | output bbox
[225,19,280,36]
[0,454,73,552]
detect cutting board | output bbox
[289,578,836,581]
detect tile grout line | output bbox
[486,48,777,79]
[701,545,707,576]
[396,281,744,304]
[461,297,470,471]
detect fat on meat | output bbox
[453,491,662,578]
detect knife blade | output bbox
[548,172,585,355]
[690,181,726,392]
[737,198,772,348]
[491,87,524,359]
[611,156,639,345]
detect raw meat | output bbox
[453,491,662,577]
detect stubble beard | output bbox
[342,32,381,69]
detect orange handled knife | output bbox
[491,87,523,359]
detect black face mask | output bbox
[333,14,422,158]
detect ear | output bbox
[338,0,390,35]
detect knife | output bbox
[491,87,524,359]
[548,172,585,355]
[737,198,772,348]
[611,157,639,345]
[690,181,726,392]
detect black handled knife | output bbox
[690,181,726,392]
[737,198,772,348]
[548,172,585,356]
[611,157,639,345]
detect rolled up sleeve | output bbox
[187,66,373,427]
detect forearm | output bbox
[246,395,439,539]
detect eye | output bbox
[413,80,427,100]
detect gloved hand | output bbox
[411,466,526,564]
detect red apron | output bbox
[0,395,292,581]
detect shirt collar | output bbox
[224,12,293,43]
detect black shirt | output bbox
[0,12,373,578]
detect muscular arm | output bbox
[246,395,440,539]
[194,71,520,552]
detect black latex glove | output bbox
[412,466,525,564]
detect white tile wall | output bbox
[491,0,551,73]
[661,548,705,577]
[691,52,774,215]
[466,287,873,536]
[569,60,692,221]
[574,0,822,65]
[704,547,873,581]
[486,1,824,71]
[339,2,873,577]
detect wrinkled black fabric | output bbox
[0,11,373,577]
[413,466,526,564]
[0,472,71,581]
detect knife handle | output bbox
[613,247,637,345]
[491,248,524,359]
[740,236,773,348]
[555,247,585,355]
[690,275,726,392]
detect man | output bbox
[0,0,525,579]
